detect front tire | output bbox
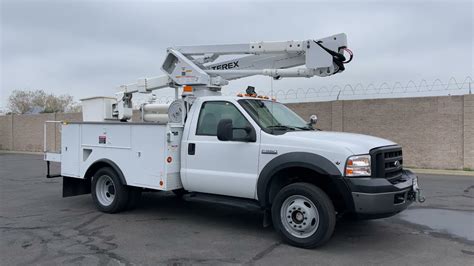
[91,167,129,213]
[271,182,336,248]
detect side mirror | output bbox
[309,114,318,126]
[217,119,234,141]
[217,119,257,142]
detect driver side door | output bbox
[183,101,260,199]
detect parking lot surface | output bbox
[1,153,473,265]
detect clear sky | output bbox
[1,0,473,108]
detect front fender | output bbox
[257,152,346,208]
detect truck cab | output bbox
[186,97,418,201]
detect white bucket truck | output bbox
[44,34,424,248]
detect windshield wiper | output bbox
[267,125,296,131]
[293,126,314,131]
[267,125,313,131]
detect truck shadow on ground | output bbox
[127,191,383,243]
[129,192,266,229]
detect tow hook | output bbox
[412,177,426,203]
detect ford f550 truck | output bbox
[44,34,424,248]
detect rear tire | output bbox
[91,167,129,213]
[271,182,336,248]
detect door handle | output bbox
[188,143,196,155]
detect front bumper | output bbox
[345,170,422,218]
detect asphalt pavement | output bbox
[1,153,473,265]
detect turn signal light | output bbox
[183,85,193,92]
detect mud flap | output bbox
[63,176,91,197]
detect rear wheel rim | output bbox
[280,195,320,238]
[96,175,115,206]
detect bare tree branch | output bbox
[8,89,77,114]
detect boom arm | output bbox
[114,33,352,120]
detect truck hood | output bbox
[282,131,397,155]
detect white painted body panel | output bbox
[61,124,81,177]
[44,152,61,162]
[60,123,183,191]
[80,97,115,122]
[260,131,396,175]
[181,98,261,198]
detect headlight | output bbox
[345,155,371,177]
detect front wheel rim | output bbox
[96,175,115,206]
[280,195,320,238]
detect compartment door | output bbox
[61,124,80,177]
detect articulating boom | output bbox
[114,33,352,120]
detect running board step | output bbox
[183,192,261,212]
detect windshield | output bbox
[239,99,313,133]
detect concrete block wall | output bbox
[0,113,83,153]
[286,101,333,130]
[464,94,474,170]
[0,95,473,169]
[341,96,464,169]
[0,115,13,150]
[284,95,472,170]
[12,113,56,152]
[331,101,344,132]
